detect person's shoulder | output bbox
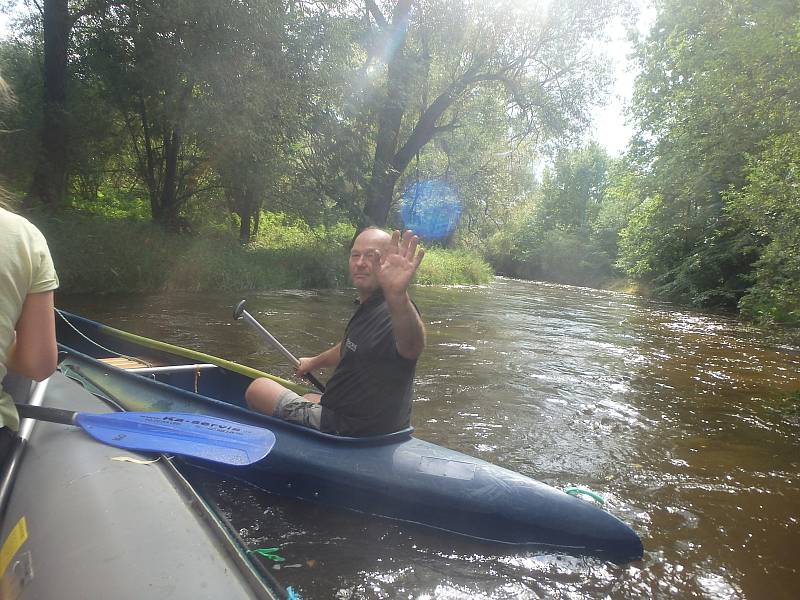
[1,207,37,230]
[0,206,22,226]
[0,208,46,242]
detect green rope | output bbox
[564,487,605,504]
[248,547,285,562]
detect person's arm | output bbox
[385,292,425,360]
[296,342,342,376]
[375,230,426,360]
[7,291,57,381]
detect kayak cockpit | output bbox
[58,347,415,447]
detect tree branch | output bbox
[431,120,459,135]
[364,0,388,29]
[393,81,464,172]
[70,0,124,27]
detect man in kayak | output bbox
[245,227,426,436]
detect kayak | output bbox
[55,309,644,561]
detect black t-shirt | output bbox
[320,291,418,436]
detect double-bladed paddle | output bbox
[233,299,326,392]
[15,403,275,466]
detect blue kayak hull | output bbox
[55,311,643,561]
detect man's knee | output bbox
[245,378,284,415]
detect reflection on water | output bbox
[59,279,800,600]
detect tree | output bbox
[194,0,301,242]
[537,142,610,233]
[726,133,800,325]
[356,0,624,227]
[82,0,302,230]
[394,88,539,248]
[85,1,219,229]
[623,0,800,308]
[592,158,642,261]
[241,2,366,238]
[484,143,618,286]
[26,0,112,207]
[0,35,44,191]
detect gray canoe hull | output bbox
[0,372,277,600]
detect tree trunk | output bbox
[252,208,261,239]
[237,187,253,244]
[365,168,401,227]
[362,0,413,227]
[238,203,253,244]
[364,74,405,226]
[234,185,261,244]
[28,0,71,207]
[157,128,182,229]
[135,97,162,221]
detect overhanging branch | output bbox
[364,0,388,29]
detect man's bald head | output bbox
[349,228,392,299]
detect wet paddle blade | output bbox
[74,411,276,466]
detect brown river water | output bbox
[59,278,800,599]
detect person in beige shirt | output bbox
[0,74,60,464]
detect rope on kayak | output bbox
[56,309,153,367]
[564,487,605,504]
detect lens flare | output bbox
[400,180,462,240]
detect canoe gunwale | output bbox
[156,448,285,599]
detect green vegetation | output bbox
[484,143,619,289]
[414,249,494,286]
[478,0,800,326]
[615,0,800,326]
[1,0,798,325]
[35,211,347,293]
[32,210,491,293]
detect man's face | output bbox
[349,229,390,294]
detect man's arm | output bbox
[8,291,58,381]
[296,342,342,376]
[386,292,426,360]
[375,230,426,360]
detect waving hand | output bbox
[373,230,425,299]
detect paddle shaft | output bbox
[16,403,76,425]
[8,356,78,423]
[234,301,326,392]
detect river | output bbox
[59,278,800,599]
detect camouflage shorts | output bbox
[273,389,323,430]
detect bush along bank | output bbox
[33,211,493,294]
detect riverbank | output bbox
[32,211,493,293]
[35,210,795,331]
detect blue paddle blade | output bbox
[74,411,276,466]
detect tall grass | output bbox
[415,248,494,285]
[36,212,348,293]
[32,211,493,293]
